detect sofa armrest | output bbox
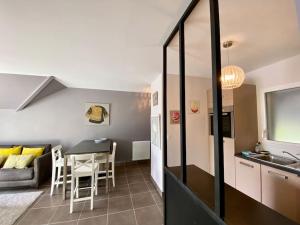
[33,152,52,187]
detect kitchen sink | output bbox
[287,162,300,170]
[249,154,298,166]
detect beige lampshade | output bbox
[221,65,245,89]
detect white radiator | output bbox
[132,141,150,161]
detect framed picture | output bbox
[151,115,161,147]
[152,91,158,106]
[85,103,110,125]
[189,100,200,114]
[170,110,180,124]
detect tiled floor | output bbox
[15,161,163,225]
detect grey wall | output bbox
[0,73,45,109]
[0,88,151,162]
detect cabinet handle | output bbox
[268,170,288,180]
[240,161,254,168]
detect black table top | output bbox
[64,139,112,155]
[168,165,298,225]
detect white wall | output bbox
[167,75,211,172]
[150,74,163,192]
[247,54,300,157]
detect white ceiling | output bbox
[0,0,191,92]
[1,0,300,92]
[167,0,300,77]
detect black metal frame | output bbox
[163,0,225,223]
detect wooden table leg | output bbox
[106,152,109,193]
[63,156,67,200]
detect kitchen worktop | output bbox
[235,153,300,176]
[168,165,298,225]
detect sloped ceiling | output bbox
[0,73,66,110]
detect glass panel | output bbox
[184,0,216,211]
[218,0,300,224]
[166,32,181,179]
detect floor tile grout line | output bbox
[126,171,139,225]
[17,164,151,225]
[142,169,163,217]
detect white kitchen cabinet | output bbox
[261,165,300,223]
[209,136,236,188]
[235,157,261,202]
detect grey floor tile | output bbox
[77,215,107,225]
[108,196,132,214]
[151,191,163,205]
[146,181,156,191]
[132,192,155,209]
[127,175,145,184]
[108,185,130,198]
[108,210,136,225]
[157,204,163,215]
[49,203,83,223]
[135,205,163,225]
[33,194,67,208]
[79,199,108,219]
[129,182,148,194]
[49,220,77,225]
[17,207,56,225]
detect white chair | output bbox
[70,153,98,213]
[95,142,117,187]
[50,145,71,196]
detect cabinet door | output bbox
[261,165,300,223]
[222,89,233,106]
[235,157,261,202]
[207,89,233,108]
[209,137,235,187]
[223,138,235,187]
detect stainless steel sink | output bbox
[249,154,298,166]
[287,162,300,170]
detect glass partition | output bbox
[166,32,181,179]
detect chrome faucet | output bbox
[282,151,300,161]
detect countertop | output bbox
[235,153,300,176]
[168,165,298,225]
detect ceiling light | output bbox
[221,41,245,89]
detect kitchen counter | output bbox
[235,153,300,176]
[168,165,298,225]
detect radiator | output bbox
[132,141,150,161]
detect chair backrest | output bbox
[111,142,117,160]
[70,153,96,174]
[51,145,63,164]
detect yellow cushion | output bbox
[0,146,22,157]
[3,155,18,169]
[2,154,34,169]
[0,156,6,166]
[22,147,44,158]
[15,155,34,169]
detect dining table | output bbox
[62,139,112,200]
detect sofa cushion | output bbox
[0,167,34,181]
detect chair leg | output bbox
[76,177,79,198]
[56,166,61,188]
[112,162,115,187]
[50,165,56,196]
[70,176,74,214]
[91,173,94,210]
[95,172,98,196]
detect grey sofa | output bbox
[0,144,52,189]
